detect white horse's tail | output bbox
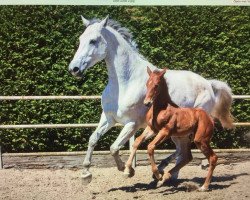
[209,80,234,129]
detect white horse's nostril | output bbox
[73,67,80,73]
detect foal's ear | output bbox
[100,15,109,28]
[81,15,90,27]
[147,66,152,76]
[160,68,167,77]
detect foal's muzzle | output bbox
[144,100,152,107]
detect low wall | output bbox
[2,149,250,169]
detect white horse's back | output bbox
[164,70,214,108]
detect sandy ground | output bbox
[0,161,250,200]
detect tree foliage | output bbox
[0,6,249,152]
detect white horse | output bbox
[68,16,233,183]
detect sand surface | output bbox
[0,161,250,200]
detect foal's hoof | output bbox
[152,173,163,181]
[123,167,135,178]
[198,186,209,192]
[163,172,171,181]
[81,172,92,185]
[156,172,171,187]
[152,171,164,180]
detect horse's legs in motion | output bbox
[194,124,218,191]
[110,122,138,171]
[82,112,114,183]
[174,136,193,177]
[157,150,179,174]
[124,126,155,177]
[147,128,170,180]
[158,135,193,180]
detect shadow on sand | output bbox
[108,173,248,195]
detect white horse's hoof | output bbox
[198,186,209,192]
[81,172,92,185]
[123,167,135,178]
[156,179,165,188]
[170,171,179,180]
[117,162,126,172]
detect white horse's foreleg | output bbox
[110,122,138,171]
[82,112,114,182]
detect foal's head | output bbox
[144,67,167,107]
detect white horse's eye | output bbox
[89,39,97,45]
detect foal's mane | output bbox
[88,18,138,51]
[155,69,179,108]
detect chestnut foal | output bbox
[126,67,218,191]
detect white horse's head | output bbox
[68,15,109,79]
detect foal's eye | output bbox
[89,39,97,45]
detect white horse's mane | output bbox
[88,18,138,51]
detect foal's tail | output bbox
[209,80,234,129]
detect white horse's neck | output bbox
[103,27,155,85]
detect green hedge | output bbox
[0,6,249,152]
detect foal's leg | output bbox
[124,126,155,177]
[194,121,218,191]
[148,128,170,180]
[110,122,138,171]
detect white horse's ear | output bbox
[100,15,109,27]
[81,15,90,27]
[147,66,152,76]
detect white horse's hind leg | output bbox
[82,112,114,183]
[170,136,193,180]
[110,122,138,171]
[194,90,214,113]
[157,150,179,173]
